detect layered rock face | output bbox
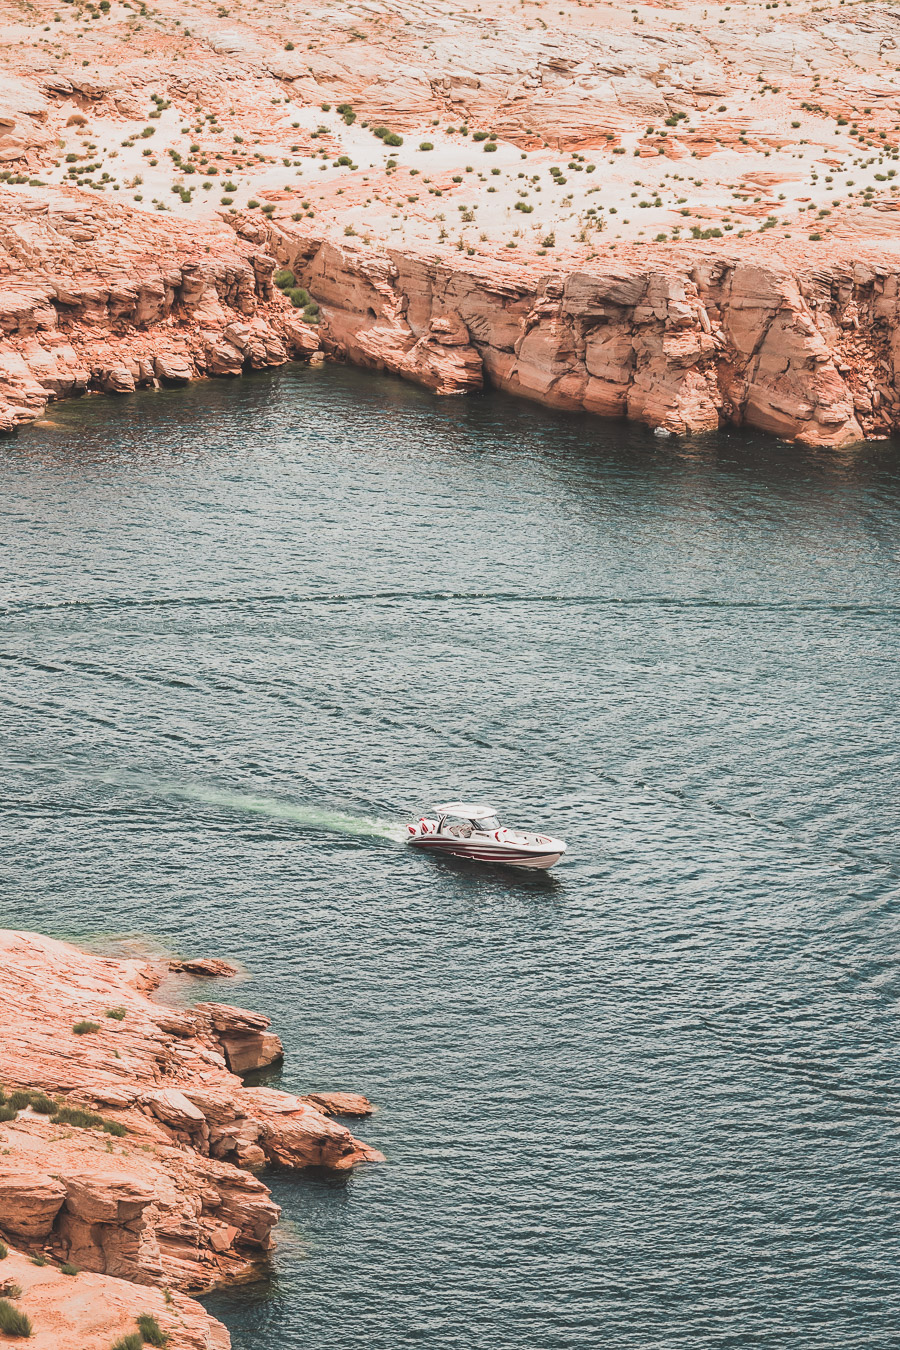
[3,191,899,447]
[0,196,321,432]
[264,230,900,446]
[0,931,381,1311]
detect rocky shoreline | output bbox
[264,225,900,449]
[0,930,382,1349]
[3,190,900,449]
[0,194,323,435]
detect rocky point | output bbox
[0,930,382,1349]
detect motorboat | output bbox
[406,802,567,870]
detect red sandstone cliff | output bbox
[250,224,900,448]
[0,930,382,1346]
[5,188,898,449]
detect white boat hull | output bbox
[408,836,564,870]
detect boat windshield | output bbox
[473,815,500,832]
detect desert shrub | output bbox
[111,1336,143,1350]
[29,1255,47,1267]
[60,1264,78,1277]
[0,1243,7,1259]
[51,1105,102,1129]
[287,287,309,308]
[247,199,260,209]
[0,1283,22,1299]
[137,1313,168,1346]
[0,1299,31,1337]
[284,40,294,49]
[0,1105,17,1122]
[303,305,319,323]
[383,132,403,147]
[274,269,295,289]
[8,1092,54,1115]
[72,1021,100,1035]
[303,300,319,316]
[418,141,434,151]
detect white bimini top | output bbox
[434,802,496,818]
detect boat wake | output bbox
[98,771,406,842]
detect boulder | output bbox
[144,1088,206,1131]
[60,1172,154,1225]
[97,365,136,394]
[303,1091,375,1118]
[195,1003,284,1074]
[0,1171,66,1237]
[203,339,244,377]
[169,958,239,978]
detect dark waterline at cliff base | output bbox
[2,365,900,1350]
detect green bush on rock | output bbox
[0,1298,31,1337]
[137,1313,169,1345]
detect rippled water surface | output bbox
[2,366,900,1350]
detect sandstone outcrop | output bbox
[250,227,900,446]
[3,186,900,445]
[0,930,382,1303]
[0,196,322,432]
[169,958,241,978]
[0,0,898,446]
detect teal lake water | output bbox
[2,365,900,1349]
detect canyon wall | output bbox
[2,191,899,451]
[264,226,900,448]
[0,196,321,434]
[0,930,382,1348]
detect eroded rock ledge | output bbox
[258,224,900,448]
[0,930,382,1349]
[0,193,322,433]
